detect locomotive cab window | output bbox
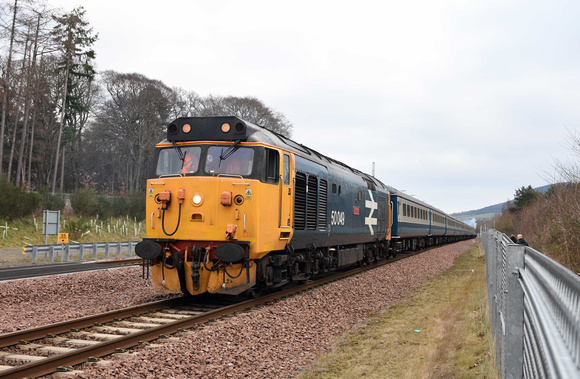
[265,148,279,184]
[283,154,290,185]
[156,146,201,176]
[205,146,254,176]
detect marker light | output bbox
[182,123,191,133]
[221,123,231,133]
[192,193,203,206]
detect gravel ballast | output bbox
[0,239,478,378]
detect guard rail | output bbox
[22,241,139,262]
[482,229,580,378]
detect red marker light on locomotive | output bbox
[221,123,231,133]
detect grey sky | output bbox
[52,0,580,213]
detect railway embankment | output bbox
[0,239,483,377]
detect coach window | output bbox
[332,183,337,194]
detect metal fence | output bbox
[481,229,580,378]
[22,241,139,263]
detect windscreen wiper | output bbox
[218,140,241,167]
[172,141,185,166]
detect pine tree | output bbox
[50,6,97,193]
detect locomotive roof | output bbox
[162,116,472,230]
[163,116,387,190]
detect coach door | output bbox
[279,153,294,233]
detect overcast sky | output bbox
[51,0,579,214]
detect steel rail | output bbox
[0,297,186,349]
[0,249,427,378]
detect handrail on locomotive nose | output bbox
[216,174,244,178]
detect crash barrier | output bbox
[22,241,139,263]
[481,229,580,378]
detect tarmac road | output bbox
[0,248,142,281]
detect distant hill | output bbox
[452,203,507,219]
[451,184,554,222]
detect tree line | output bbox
[494,129,580,272]
[0,0,293,196]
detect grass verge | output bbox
[0,216,145,250]
[299,244,499,378]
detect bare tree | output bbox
[0,0,19,175]
[86,71,172,192]
[194,95,293,137]
[50,6,96,193]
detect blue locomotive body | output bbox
[291,155,389,248]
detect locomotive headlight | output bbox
[192,193,204,206]
[221,123,231,133]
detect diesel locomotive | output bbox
[135,116,475,296]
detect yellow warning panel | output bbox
[58,233,69,244]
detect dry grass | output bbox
[300,244,498,378]
[0,216,145,250]
[0,216,145,264]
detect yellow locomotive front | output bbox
[136,117,294,296]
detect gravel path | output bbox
[0,239,478,378]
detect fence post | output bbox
[48,245,54,263]
[117,242,122,257]
[494,232,505,364]
[105,243,110,258]
[504,244,525,379]
[128,241,133,256]
[64,244,70,261]
[483,232,495,331]
[31,246,37,263]
[92,242,98,260]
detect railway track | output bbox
[0,249,424,378]
[0,258,143,282]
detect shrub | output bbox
[64,217,90,240]
[70,187,100,216]
[127,191,145,220]
[69,187,145,221]
[496,183,580,272]
[38,187,66,211]
[0,175,41,219]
